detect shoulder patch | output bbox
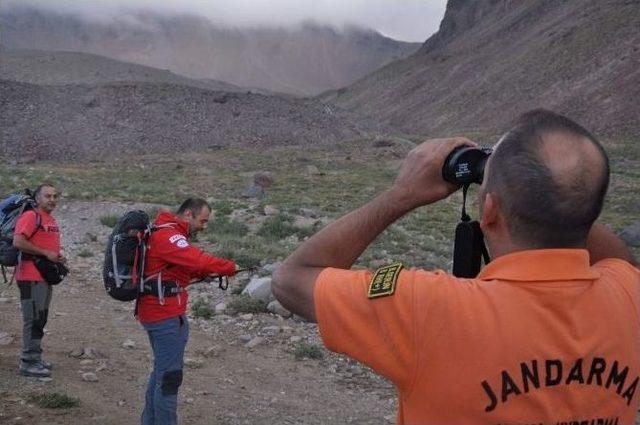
[368,263,403,299]
[168,234,189,248]
[169,234,185,244]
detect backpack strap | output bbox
[17,210,43,264]
[26,211,42,240]
[11,209,42,264]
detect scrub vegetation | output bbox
[26,392,80,409]
[1,138,638,270]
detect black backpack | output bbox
[0,191,40,280]
[103,210,153,302]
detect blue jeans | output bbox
[141,315,189,425]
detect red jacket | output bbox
[137,210,236,323]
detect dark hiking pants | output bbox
[18,281,52,364]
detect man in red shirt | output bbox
[13,184,65,378]
[138,198,236,425]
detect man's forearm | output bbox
[587,223,637,265]
[13,237,50,258]
[273,188,415,321]
[285,188,415,270]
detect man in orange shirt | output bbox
[273,110,639,424]
[13,184,66,378]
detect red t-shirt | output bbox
[14,209,61,282]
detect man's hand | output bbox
[43,250,60,263]
[392,137,476,209]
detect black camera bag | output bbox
[34,257,69,285]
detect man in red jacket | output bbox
[138,198,236,425]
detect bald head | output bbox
[483,109,609,248]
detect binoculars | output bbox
[442,146,493,186]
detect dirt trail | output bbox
[0,201,396,425]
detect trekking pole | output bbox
[198,267,258,291]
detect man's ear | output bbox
[480,192,499,233]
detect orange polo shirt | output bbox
[314,250,640,425]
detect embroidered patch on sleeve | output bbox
[169,234,189,248]
[368,263,403,299]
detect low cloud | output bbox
[2,0,447,42]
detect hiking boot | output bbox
[19,362,52,378]
[36,360,53,370]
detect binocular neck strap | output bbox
[452,183,491,278]
[460,184,471,222]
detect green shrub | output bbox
[191,298,214,319]
[99,214,119,228]
[258,214,297,240]
[213,200,235,216]
[27,392,80,409]
[227,294,266,314]
[77,249,93,258]
[208,216,249,237]
[293,342,324,360]
[217,247,261,270]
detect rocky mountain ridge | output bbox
[324,0,640,140]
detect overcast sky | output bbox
[4,0,448,42]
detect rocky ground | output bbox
[0,201,397,425]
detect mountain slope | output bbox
[0,79,377,161]
[0,49,247,92]
[323,0,640,139]
[0,6,420,96]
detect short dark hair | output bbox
[176,198,211,216]
[484,109,610,248]
[33,183,56,199]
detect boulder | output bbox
[122,339,136,349]
[253,172,275,188]
[245,337,265,349]
[264,205,280,216]
[374,139,395,148]
[299,208,317,218]
[0,332,14,346]
[262,262,281,274]
[306,165,322,175]
[214,302,227,315]
[242,277,274,304]
[242,185,264,199]
[82,372,99,382]
[267,300,292,318]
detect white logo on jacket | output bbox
[169,234,189,248]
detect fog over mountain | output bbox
[2,0,446,43]
[0,2,435,95]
